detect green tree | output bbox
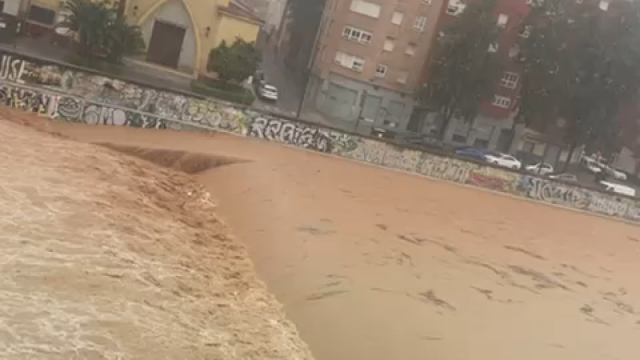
[58,0,145,65]
[207,38,261,87]
[518,0,640,169]
[416,0,503,140]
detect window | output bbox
[350,0,381,18]
[352,57,365,72]
[522,141,535,153]
[452,133,467,143]
[383,38,395,51]
[342,26,373,44]
[497,13,508,27]
[519,25,531,38]
[375,64,387,78]
[446,0,466,15]
[488,43,499,52]
[599,0,609,11]
[397,71,409,84]
[27,5,56,25]
[508,44,519,58]
[334,51,365,72]
[391,11,404,25]
[405,43,417,56]
[473,138,489,149]
[492,95,511,109]
[385,100,405,127]
[500,72,519,89]
[413,16,427,31]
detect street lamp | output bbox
[354,90,368,132]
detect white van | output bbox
[599,181,636,197]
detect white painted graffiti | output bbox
[248,117,332,152]
[3,50,640,225]
[587,193,633,219]
[55,96,83,120]
[0,55,26,83]
[420,156,476,183]
[517,176,590,208]
[81,103,167,128]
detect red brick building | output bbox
[413,0,530,149]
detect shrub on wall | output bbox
[58,0,146,65]
[207,39,261,87]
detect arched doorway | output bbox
[140,0,197,72]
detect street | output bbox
[253,50,302,117]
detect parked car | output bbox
[396,132,446,151]
[455,147,487,161]
[548,173,578,182]
[483,152,521,169]
[599,180,636,197]
[603,166,627,181]
[525,162,554,175]
[581,157,603,174]
[258,84,278,101]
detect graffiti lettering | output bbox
[587,194,628,218]
[420,157,474,183]
[1,49,639,224]
[81,104,166,128]
[0,55,25,83]
[248,117,331,152]
[517,176,589,209]
[0,85,54,116]
[467,172,511,192]
[55,96,83,120]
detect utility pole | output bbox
[354,90,367,132]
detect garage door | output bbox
[323,83,357,120]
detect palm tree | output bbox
[57,0,144,65]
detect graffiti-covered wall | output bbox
[1,51,639,224]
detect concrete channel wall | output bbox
[1,50,638,223]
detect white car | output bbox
[604,166,627,181]
[600,181,635,197]
[483,152,521,169]
[581,157,602,174]
[258,84,278,101]
[548,173,578,182]
[525,162,554,175]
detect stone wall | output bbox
[1,50,638,224]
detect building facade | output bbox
[264,0,286,33]
[15,0,262,78]
[0,0,21,43]
[413,0,530,150]
[303,0,447,133]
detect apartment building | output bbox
[264,0,286,32]
[0,0,21,43]
[304,0,446,130]
[415,0,530,150]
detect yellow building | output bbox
[20,0,263,77]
